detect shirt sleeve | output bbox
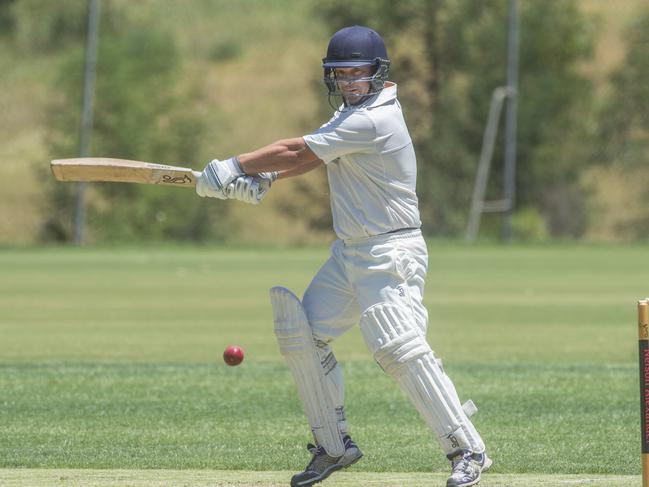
[303,110,376,164]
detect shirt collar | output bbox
[366,81,397,108]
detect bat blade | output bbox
[50,158,200,187]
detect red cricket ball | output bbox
[223,345,244,366]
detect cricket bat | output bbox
[50,158,201,187]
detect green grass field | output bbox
[0,244,646,486]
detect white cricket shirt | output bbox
[303,82,421,241]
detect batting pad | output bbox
[270,286,345,457]
[360,303,485,455]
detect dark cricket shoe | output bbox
[290,435,363,487]
[446,450,493,487]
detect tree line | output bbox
[2,0,647,242]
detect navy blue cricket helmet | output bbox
[322,25,390,101]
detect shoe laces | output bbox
[305,443,331,471]
[450,451,476,475]
[306,443,325,456]
[307,436,355,457]
[305,435,356,469]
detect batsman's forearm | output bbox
[238,138,320,173]
[278,159,323,180]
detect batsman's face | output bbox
[335,66,373,105]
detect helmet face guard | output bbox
[322,26,390,107]
[323,58,390,99]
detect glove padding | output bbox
[196,157,244,199]
[226,172,278,205]
[254,171,278,197]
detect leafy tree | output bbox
[42,7,219,243]
[0,0,17,37]
[598,10,649,166]
[594,8,649,239]
[7,0,91,51]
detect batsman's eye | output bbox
[334,69,370,83]
[336,76,365,84]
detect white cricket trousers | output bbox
[303,228,428,341]
[302,228,486,456]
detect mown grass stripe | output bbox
[0,362,637,474]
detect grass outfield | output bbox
[0,244,646,485]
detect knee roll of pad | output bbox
[359,303,430,370]
[359,303,485,455]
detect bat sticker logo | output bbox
[162,174,192,185]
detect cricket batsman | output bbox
[196,25,492,487]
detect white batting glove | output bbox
[255,171,279,195]
[226,173,277,205]
[195,157,244,199]
[226,176,261,204]
[252,171,279,203]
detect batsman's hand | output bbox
[226,172,278,205]
[255,171,279,197]
[196,157,244,199]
